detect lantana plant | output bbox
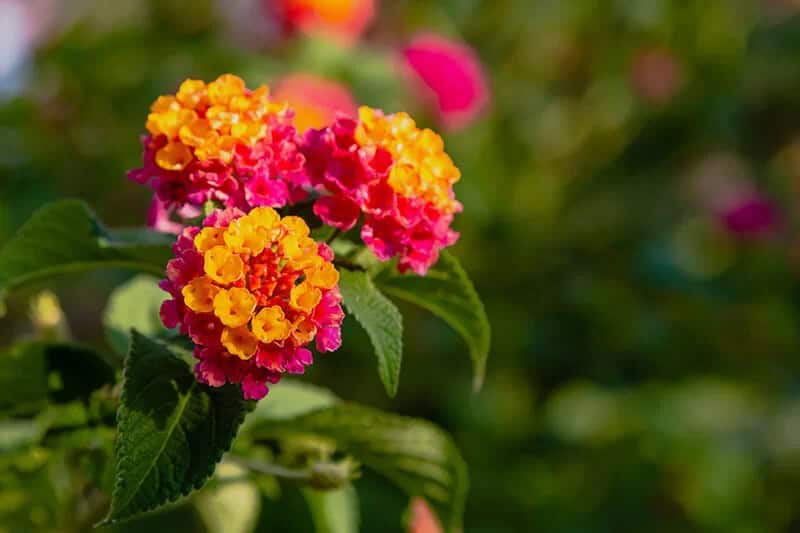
[0,74,489,532]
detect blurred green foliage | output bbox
[5,0,800,531]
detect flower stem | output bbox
[325,229,341,245]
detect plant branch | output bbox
[228,455,312,481]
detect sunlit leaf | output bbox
[302,484,360,533]
[0,200,173,299]
[247,402,468,532]
[103,275,169,356]
[339,269,403,397]
[195,463,261,533]
[374,251,490,389]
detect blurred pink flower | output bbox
[402,34,489,131]
[629,46,685,106]
[407,498,442,533]
[273,73,357,133]
[686,152,780,240]
[720,195,779,239]
[266,0,375,44]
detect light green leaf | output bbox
[243,380,339,429]
[339,269,403,397]
[195,463,261,533]
[302,484,360,533]
[103,275,169,356]
[104,332,252,524]
[0,200,173,298]
[248,403,468,532]
[0,419,45,452]
[374,251,491,390]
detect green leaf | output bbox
[195,463,261,533]
[0,342,115,414]
[242,379,338,428]
[374,251,491,390]
[0,200,173,298]
[104,332,251,524]
[339,269,403,397]
[248,403,468,532]
[104,275,169,356]
[302,484,360,533]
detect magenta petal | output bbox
[314,195,361,230]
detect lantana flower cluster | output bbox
[128,74,308,217]
[131,74,464,398]
[303,106,461,274]
[159,207,343,400]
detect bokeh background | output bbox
[5,0,800,531]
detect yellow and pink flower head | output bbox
[129,74,309,219]
[160,207,343,400]
[302,106,461,275]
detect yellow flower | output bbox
[181,276,221,313]
[251,306,292,343]
[231,121,266,145]
[208,74,246,106]
[281,216,310,238]
[194,227,226,253]
[179,118,217,149]
[221,326,258,359]
[155,141,193,171]
[248,207,280,229]
[291,317,317,345]
[290,281,322,313]
[224,217,269,256]
[176,79,208,109]
[306,262,339,290]
[354,106,461,213]
[281,235,318,269]
[204,245,244,284]
[213,287,257,328]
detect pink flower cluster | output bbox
[159,208,344,400]
[302,107,461,275]
[129,117,308,214]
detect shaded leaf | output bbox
[302,484,360,533]
[339,269,403,397]
[104,332,251,524]
[0,200,173,298]
[248,402,468,532]
[374,251,490,389]
[0,342,115,415]
[103,275,169,356]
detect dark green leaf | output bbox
[0,342,115,414]
[339,269,403,397]
[104,332,251,524]
[248,403,468,532]
[0,200,173,298]
[374,251,491,389]
[104,275,169,356]
[302,485,360,533]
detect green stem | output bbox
[228,456,312,481]
[333,258,365,272]
[325,229,341,245]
